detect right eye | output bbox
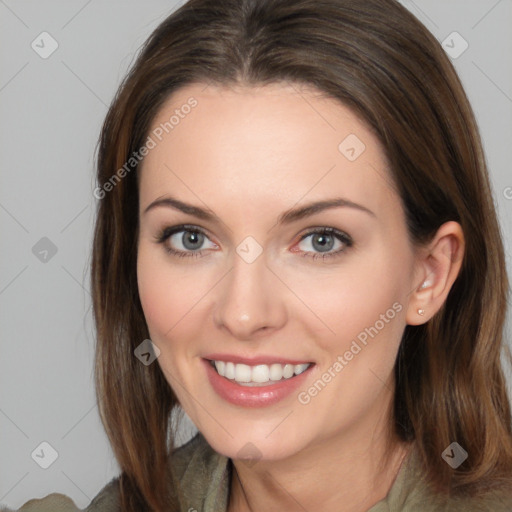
[154,224,218,258]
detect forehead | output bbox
[138,82,397,219]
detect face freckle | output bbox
[136,81,416,462]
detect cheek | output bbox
[136,247,200,394]
[290,255,408,428]
[137,252,169,332]
[136,243,217,344]
[137,244,187,337]
[136,243,218,414]
[289,251,405,350]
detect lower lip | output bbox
[203,358,315,408]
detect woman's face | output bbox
[137,82,420,460]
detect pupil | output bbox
[183,231,203,250]
[313,234,333,252]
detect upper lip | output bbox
[203,353,314,366]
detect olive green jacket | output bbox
[2,433,512,511]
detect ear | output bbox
[406,221,465,326]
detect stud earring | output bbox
[417,309,425,316]
[419,280,431,290]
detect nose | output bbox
[213,249,287,340]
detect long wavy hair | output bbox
[90,0,512,509]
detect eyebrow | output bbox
[143,195,375,224]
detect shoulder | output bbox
[85,478,120,511]
[406,489,512,512]
[397,446,512,511]
[0,477,120,512]
[0,433,222,512]
[440,489,512,512]
[374,444,512,512]
[0,493,81,512]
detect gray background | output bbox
[1,0,511,508]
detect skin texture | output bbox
[136,82,464,512]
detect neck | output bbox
[227,408,411,512]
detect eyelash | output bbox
[153,224,353,261]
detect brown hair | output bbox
[91,0,512,509]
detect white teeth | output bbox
[252,364,270,383]
[214,361,225,376]
[283,364,295,379]
[235,363,252,383]
[294,363,310,375]
[211,360,312,385]
[225,361,235,380]
[269,363,283,381]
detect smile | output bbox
[210,360,312,386]
[203,358,316,407]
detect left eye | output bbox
[295,228,352,259]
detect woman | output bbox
[6,0,512,510]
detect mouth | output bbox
[206,359,314,387]
[203,356,316,408]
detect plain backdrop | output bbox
[1,0,511,508]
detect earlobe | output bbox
[406,221,465,326]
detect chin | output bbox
[196,418,310,463]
